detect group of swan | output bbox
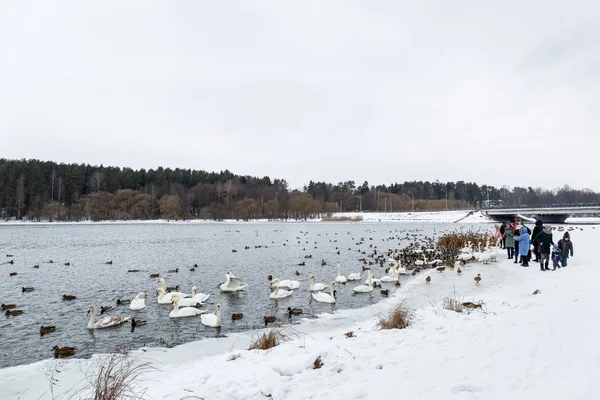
[269,279,294,299]
[336,263,363,284]
[459,240,500,264]
[353,270,374,293]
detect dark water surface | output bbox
[0,221,460,368]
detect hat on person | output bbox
[564,231,570,239]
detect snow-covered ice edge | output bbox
[2,224,599,400]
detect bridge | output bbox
[482,204,600,223]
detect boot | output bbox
[544,262,550,271]
[522,261,529,267]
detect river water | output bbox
[0,221,475,368]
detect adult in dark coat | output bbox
[499,221,507,249]
[557,231,574,267]
[535,226,555,271]
[531,220,544,262]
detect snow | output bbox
[331,210,492,223]
[2,224,599,399]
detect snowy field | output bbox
[1,224,598,399]
[330,210,488,223]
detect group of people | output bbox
[498,218,574,271]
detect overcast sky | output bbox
[1,1,598,191]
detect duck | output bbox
[33,264,39,269]
[269,281,294,299]
[436,267,446,273]
[87,306,128,329]
[474,274,482,285]
[297,262,306,266]
[104,261,113,265]
[191,286,210,303]
[219,272,248,292]
[64,262,71,266]
[62,295,77,301]
[150,273,160,278]
[309,274,328,292]
[231,313,244,321]
[295,270,300,276]
[380,289,390,297]
[52,346,76,358]
[22,287,34,293]
[129,292,147,311]
[312,282,337,304]
[287,307,303,317]
[1,304,16,310]
[116,299,130,306]
[395,280,401,287]
[263,316,277,326]
[131,318,146,329]
[353,270,374,293]
[5,309,24,316]
[40,325,56,336]
[169,295,205,318]
[201,304,222,327]
[335,264,347,284]
[457,268,462,275]
[9,272,17,276]
[167,268,179,273]
[127,269,140,273]
[100,305,113,314]
[425,276,431,284]
[321,259,327,266]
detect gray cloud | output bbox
[1,0,598,190]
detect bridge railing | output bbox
[480,203,600,210]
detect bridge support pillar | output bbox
[535,214,569,224]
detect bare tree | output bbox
[57,176,64,205]
[89,171,104,193]
[16,173,25,219]
[50,168,56,201]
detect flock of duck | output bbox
[2,226,500,360]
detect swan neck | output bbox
[88,309,95,327]
[216,308,221,325]
[160,278,166,291]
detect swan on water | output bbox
[309,274,328,292]
[191,286,210,303]
[129,292,147,311]
[269,280,293,299]
[312,282,336,303]
[220,272,248,292]
[380,265,398,282]
[201,304,222,328]
[272,278,300,290]
[335,264,347,284]
[347,271,362,281]
[169,294,206,318]
[87,306,128,329]
[353,270,374,293]
[157,278,190,298]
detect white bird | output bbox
[347,271,362,281]
[191,286,210,303]
[335,264,347,284]
[415,254,427,267]
[219,272,248,292]
[309,274,328,292]
[87,306,128,329]
[129,292,147,311]
[312,282,336,303]
[157,288,180,304]
[157,278,190,298]
[201,304,222,328]
[272,278,300,290]
[169,294,205,318]
[353,270,374,293]
[380,265,398,282]
[269,280,294,299]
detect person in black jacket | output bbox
[535,226,555,271]
[557,231,574,267]
[499,221,507,249]
[531,220,544,262]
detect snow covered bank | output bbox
[2,225,598,399]
[331,210,491,223]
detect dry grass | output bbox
[442,288,464,313]
[313,356,324,369]
[70,354,155,400]
[321,215,363,222]
[378,302,414,330]
[436,230,498,249]
[248,329,290,351]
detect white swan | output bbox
[219,272,248,292]
[87,306,128,329]
[269,280,293,299]
[335,264,347,284]
[415,254,427,267]
[201,304,222,328]
[347,271,362,281]
[169,294,206,318]
[129,292,147,311]
[158,278,190,298]
[380,265,398,282]
[353,270,373,293]
[312,282,336,303]
[157,288,182,305]
[272,278,301,290]
[309,274,328,292]
[191,286,210,303]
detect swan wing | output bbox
[194,293,210,302]
[312,292,335,303]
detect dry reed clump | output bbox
[436,230,498,249]
[248,329,290,351]
[321,215,363,222]
[442,295,464,313]
[313,356,324,369]
[70,354,155,400]
[378,302,414,330]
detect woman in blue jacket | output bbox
[514,226,531,267]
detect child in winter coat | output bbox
[557,231,574,267]
[551,245,562,270]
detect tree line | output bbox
[0,158,598,221]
